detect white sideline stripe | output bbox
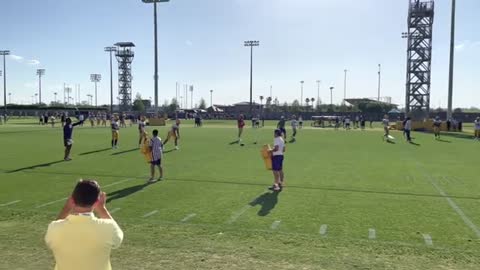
[417,162,480,239]
[0,200,21,207]
[271,220,281,230]
[142,210,158,218]
[227,205,252,224]
[422,234,433,246]
[319,224,328,236]
[181,213,197,222]
[429,178,480,238]
[36,197,68,208]
[368,228,376,239]
[35,179,132,209]
[110,208,121,214]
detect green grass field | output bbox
[1,118,480,269]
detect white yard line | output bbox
[0,200,21,207]
[271,220,281,230]
[181,213,197,222]
[110,208,121,214]
[227,205,252,224]
[142,210,158,218]
[319,224,328,236]
[35,197,68,208]
[422,234,433,246]
[368,228,376,240]
[417,163,480,239]
[103,179,132,188]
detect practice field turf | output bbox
[1,119,480,269]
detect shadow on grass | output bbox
[441,132,475,141]
[106,183,150,203]
[228,140,239,145]
[163,149,176,154]
[79,148,111,156]
[111,148,138,155]
[386,140,396,144]
[409,141,421,146]
[436,138,452,143]
[7,160,65,173]
[249,192,279,216]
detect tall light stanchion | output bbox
[54,92,57,103]
[377,64,381,101]
[142,0,170,111]
[343,69,347,104]
[447,0,456,120]
[36,69,45,104]
[34,93,38,104]
[316,80,321,107]
[270,85,272,98]
[8,93,11,104]
[0,50,11,114]
[104,46,117,112]
[244,40,260,116]
[90,74,101,107]
[189,85,193,109]
[330,87,334,105]
[300,80,304,106]
[210,89,213,107]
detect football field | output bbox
[1,119,480,269]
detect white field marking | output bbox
[368,228,376,239]
[417,163,480,239]
[35,197,68,208]
[271,220,281,230]
[110,208,121,214]
[0,200,21,207]
[422,234,433,246]
[181,213,197,222]
[227,205,251,224]
[103,179,132,188]
[429,177,480,238]
[319,224,328,236]
[142,210,158,218]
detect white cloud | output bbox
[455,40,480,52]
[454,43,465,51]
[9,54,24,62]
[27,59,40,66]
[185,40,193,46]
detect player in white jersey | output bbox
[433,116,442,139]
[111,117,120,149]
[164,119,181,150]
[382,114,390,141]
[148,129,163,183]
[290,115,298,142]
[138,116,146,147]
[475,117,480,140]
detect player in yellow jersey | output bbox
[163,119,181,150]
[111,116,120,149]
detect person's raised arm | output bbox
[72,120,83,127]
[94,192,113,219]
[56,196,75,220]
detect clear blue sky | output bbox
[1,0,479,108]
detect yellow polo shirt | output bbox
[45,213,123,270]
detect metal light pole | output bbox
[377,64,381,101]
[142,0,170,111]
[330,87,334,105]
[244,40,260,116]
[447,0,456,120]
[343,69,347,104]
[54,92,57,103]
[300,80,304,106]
[34,93,38,104]
[0,50,10,114]
[316,80,321,107]
[90,74,101,107]
[189,85,193,109]
[36,69,45,104]
[210,89,213,107]
[8,93,11,104]
[104,46,116,112]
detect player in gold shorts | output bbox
[163,119,181,150]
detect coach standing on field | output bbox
[63,117,83,161]
[45,179,123,270]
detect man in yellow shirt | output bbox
[45,179,124,270]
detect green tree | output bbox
[168,98,179,114]
[198,98,207,109]
[133,93,145,112]
[291,99,301,114]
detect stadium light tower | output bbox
[0,50,10,114]
[104,46,117,112]
[54,92,57,103]
[142,0,170,111]
[447,0,456,120]
[210,89,213,107]
[36,69,45,104]
[316,80,321,107]
[377,64,381,101]
[343,69,348,104]
[329,86,334,105]
[90,74,101,107]
[244,40,260,116]
[300,80,304,106]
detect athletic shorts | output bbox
[280,128,286,135]
[151,159,161,166]
[168,131,177,139]
[112,131,119,140]
[64,139,73,147]
[272,155,284,171]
